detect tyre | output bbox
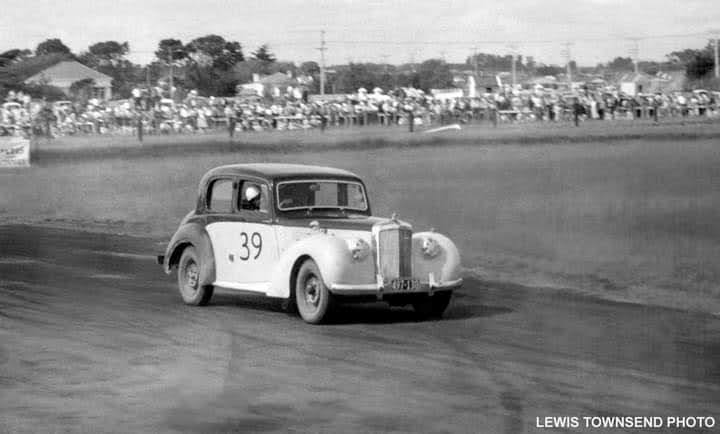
[177,246,213,306]
[412,290,452,319]
[295,259,333,324]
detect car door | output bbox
[206,178,279,292]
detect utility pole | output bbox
[509,44,518,88]
[380,54,390,74]
[316,30,327,95]
[472,46,478,78]
[712,30,720,79]
[166,47,174,99]
[716,35,719,79]
[561,42,574,87]
[628,38,640,74]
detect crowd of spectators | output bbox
[2,86,719,138]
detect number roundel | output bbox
[238,232,262,260]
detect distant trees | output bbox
[80,41,129,67]
[666,41,717,88]
[466,52,522,71]
[0,49,32,66]
[300,61,320,76]
[35,38,72,56]
[416,59,453,90]
[535,65,564,76]
[155,38,189,63]
[186,35,244,70]
[606,57,634,71]
[4,34,720,101]
[69,78,95,103]
[77,41,140,98]
[251,44,276,63]
[325,59,454,93]
[249,44,277,75]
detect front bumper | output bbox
[329,273,462,297]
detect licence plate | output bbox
[389,279,421,292]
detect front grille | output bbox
[377,226,412,279]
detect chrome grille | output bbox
[377,226,412,279]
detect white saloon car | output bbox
[159,164,462,324]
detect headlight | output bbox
[421,236,441,258]
[346,238,370,261]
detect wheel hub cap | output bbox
[186,262,199,290]
[305,277,320,306]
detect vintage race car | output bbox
[158,164,462,323]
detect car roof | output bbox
[204,163,361,182]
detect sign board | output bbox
[0,136,31,167]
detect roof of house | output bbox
[24,60,111,85]
[258,72,294,85]
[0,53,70,85]
[618,72,652,83]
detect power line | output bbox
[323,32,711,47]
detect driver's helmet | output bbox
[245,184,260,202]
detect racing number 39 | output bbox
[239,232,262,260]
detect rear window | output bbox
[207,179,233,213]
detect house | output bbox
[237,72,297,98]
[24,60,113,100]
[647,71,686,94]
[618,72,652,96]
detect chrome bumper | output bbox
[329,273,463,297]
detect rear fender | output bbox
[163,222,216,287]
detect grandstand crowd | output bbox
[1,86,719,138]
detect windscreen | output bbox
[277,180,368,211]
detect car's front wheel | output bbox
[295,259,333,324]
[412,290,452,319]
[177,246,213,306]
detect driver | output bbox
[243,184,262,211]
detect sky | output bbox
[2,0,719,67]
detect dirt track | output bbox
[1,224,718,433]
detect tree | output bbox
[416,59,453,91]
[35,38,72,56]
[0,49,32,66]
[76,41,140,99]
[667,41,715,80]
[82,41,129,67]
[607,57,634,71]
[155,39,188,63]
[685,52,715,80]
[466,52,515,70]
[69,78,96,104]
[251,44,276,63]
[535,64,564,76]
[186,34,243,70]
[300,61,320,76]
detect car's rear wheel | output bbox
[412,290,452,319]
[295,259,333,324]
[177,246,213,306]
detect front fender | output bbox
[412,232,462,283]
[267,233,375,298]
[163,222,215,288]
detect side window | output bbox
[239,181,269,214]
[207,179,234,213]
